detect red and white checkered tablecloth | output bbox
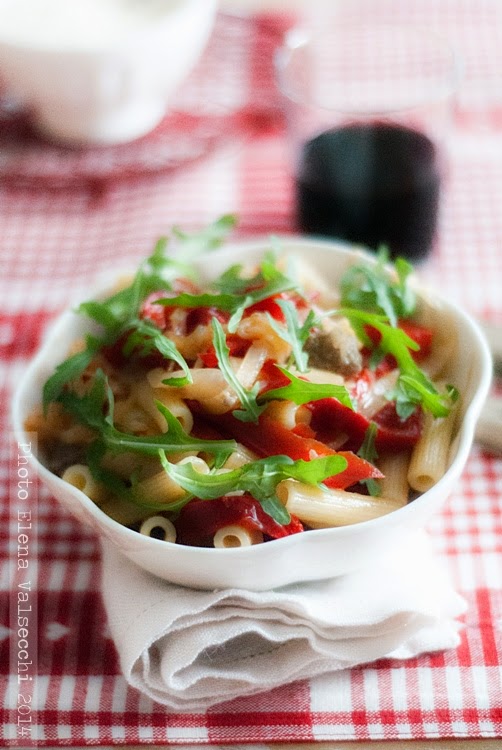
[1,3,502,746]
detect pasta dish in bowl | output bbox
[12,221,492,590]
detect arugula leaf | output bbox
[265,300,317,373]
[78,237,183,331]
[211,318,265,423]
[260,366,353,408]
[77,300,121,330]
[157,273,298,333]
[86,440,136,500]
[212,264,254,296]
[153,401,234,459]
[357,422,381,496]
[43,339,99,411]
[45,240,180,405]
[155,250,300,333]
[123,318,192,386]
[133,216,236,289]
[57,369,237,458]
[259,496,292,526]
[172,214,237,261]
[340,247,416,327]
[227,264,300,332]
[282,455,348,484]
[212,249,284,295]
[105,412,237,457]
[340,308,454,418]
[155,290,237,312]
[394,376,460,421]
[87,440,193,511]
[46,218,237,407]
[160,453,348,525]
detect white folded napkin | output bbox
[100,531,466,712]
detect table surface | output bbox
[1,0,501,747]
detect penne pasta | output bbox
[24,402,73,442]
[295,365,344,387]
[222,446,259,469]
[132,469,187,505]
[263,400,300,431]
[277,480,405,527]
[133,381,168,431]
[407,402,458,493]
[100,496,153,526]
[263,400,311,431]
[377,450,411,506]
[170,323,213,360]
[235,341,269,390]
[133,455,210,505]
[416,302,459,380]
[100,450,151,479]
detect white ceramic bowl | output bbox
[11,239,492,590]
[0,0,217,145]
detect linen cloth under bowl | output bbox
[101,530,466,711]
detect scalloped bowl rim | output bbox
[11,238,492,590]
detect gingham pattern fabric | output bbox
[1,3,502,745]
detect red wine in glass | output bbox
[295,122,441,261]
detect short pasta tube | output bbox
[113,395,157,435]
[170,323,213,361]
[237,311,291,362]
[139,515,177,543]
[150,390,194,433]
[62,464,107,504]
[213,525,264,548]
[263,400,311,431]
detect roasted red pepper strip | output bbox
[244,295,286,321]
[372,401,423,451]
[213,413,382,490]
[174,494,303,547]
[397,320,433,360]
[140,290,170,329]
[185,306,229,334]
[244,291,309,321]
[257,359,293,394]
[307,393,422,452]
[306,397,369,452]
[199,334,251,367]
[140,280,203,330]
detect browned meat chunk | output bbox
[304,318,362,376]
